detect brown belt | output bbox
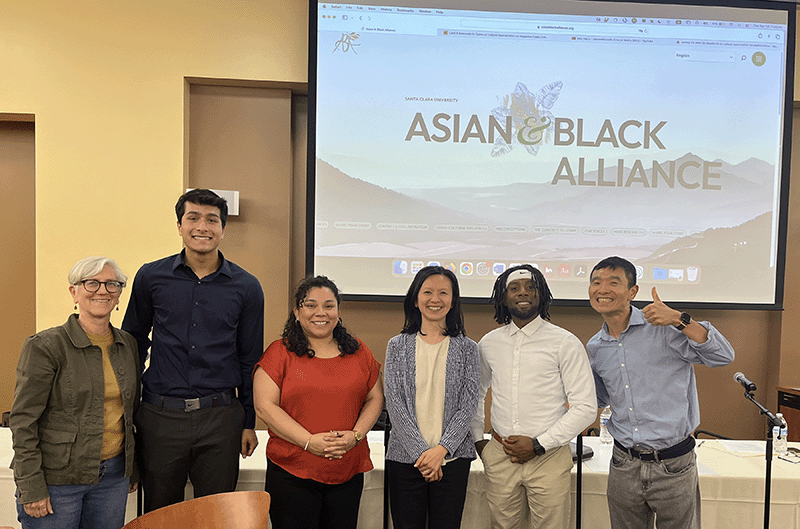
[491,430,504,443]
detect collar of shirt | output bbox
[64,313,126,349]
[506,316,544,338]
[171,250,233,280]
[599,305,644,341]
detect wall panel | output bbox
[0,120,35,415]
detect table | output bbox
[1,429,798,528]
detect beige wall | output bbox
[0,1,308,331]
[1,1,798,439]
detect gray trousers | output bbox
[606,444,700,529]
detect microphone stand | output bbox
[742,389,783,529]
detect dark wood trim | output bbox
[0,113,35,122]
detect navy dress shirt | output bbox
[123,251,265,428]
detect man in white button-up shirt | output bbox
[471,265,596,529]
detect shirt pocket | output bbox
[39,428,77,470]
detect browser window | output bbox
[311,1,792,306]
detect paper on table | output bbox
[718,440,766,454]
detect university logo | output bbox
[334,32,360,53]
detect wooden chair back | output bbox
[122,491,270,529]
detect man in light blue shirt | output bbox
[587,256,734,529]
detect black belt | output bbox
[142,390,234,412]
[614,436,695,462]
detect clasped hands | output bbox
[476,435,536,464]
[414,444,448,482]
[501,435,535,464]
[306,430,358,460]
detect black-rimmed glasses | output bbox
[80,279,124,293]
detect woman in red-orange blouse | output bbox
[253,275,384,529]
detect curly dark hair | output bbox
[490,264,552,324]
[282,275,360,358]
[401,266,466,337]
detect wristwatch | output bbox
[675,312,691,331]
[532,438,546,456]
[353,430,364,444]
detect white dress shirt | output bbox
[470,316,597,451]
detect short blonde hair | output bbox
[68,256,127,286]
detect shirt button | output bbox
[192,323,197,327]
[625,385,629,388]
[198,281,201,284]
[195,302,199,306]
[629,408,633,411]
[621,363,625,367]
[191,345,196,349]
[634,428,639,431]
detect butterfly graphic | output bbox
[491,81,563,157]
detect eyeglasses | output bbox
[80,279,124,293]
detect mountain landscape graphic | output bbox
[315,154,776,264]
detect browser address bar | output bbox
[459,18,649,36]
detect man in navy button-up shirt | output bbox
[123,189,264,513]
[587,256,734,529]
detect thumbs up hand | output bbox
[642,287,682,327]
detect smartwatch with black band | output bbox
[532,438,546,456]
[675,312,691,331]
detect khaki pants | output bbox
[480,437,572,529]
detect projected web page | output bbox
[312,1,790,304]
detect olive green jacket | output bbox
[10,314,140,504]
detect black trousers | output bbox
[387,457,471,529]
[135,399,245,513]
[266,459,364,529]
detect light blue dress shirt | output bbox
[587,306,734,450]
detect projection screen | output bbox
[308,0,795,307]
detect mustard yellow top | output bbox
[87,331,124,460]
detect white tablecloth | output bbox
[1,429,798,528]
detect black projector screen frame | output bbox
[307,0,795,309]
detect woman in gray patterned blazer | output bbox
[384,265,480,529]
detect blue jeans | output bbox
[607,445,700,529]
[17,453,130,529]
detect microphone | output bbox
[734,372,757,392]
